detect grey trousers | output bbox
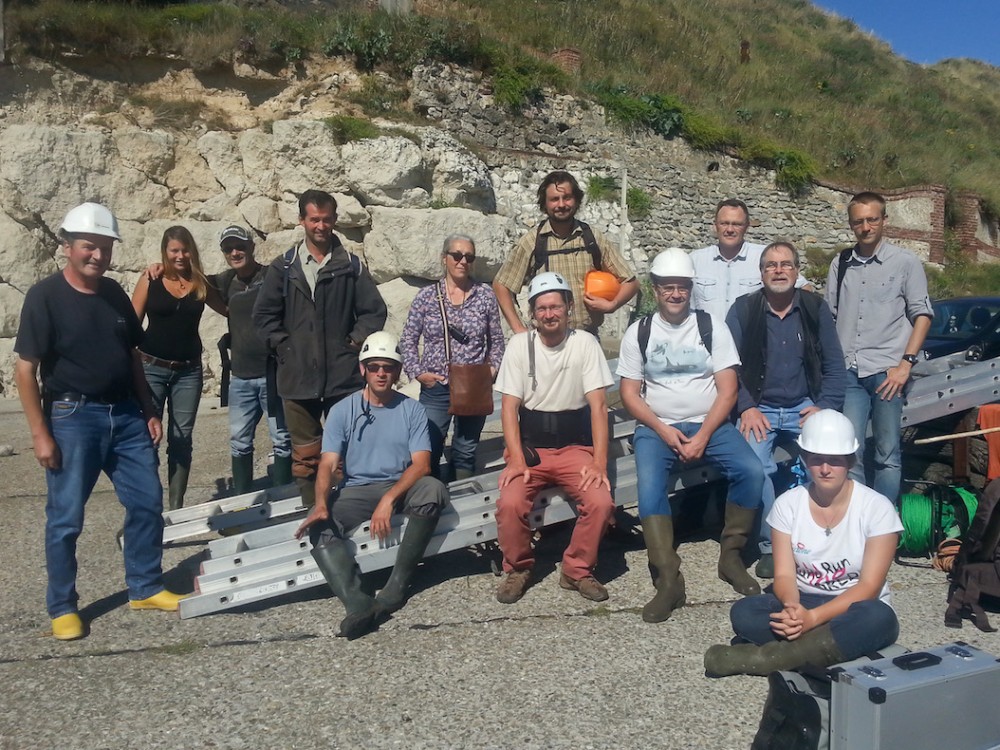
[312,476,448,545]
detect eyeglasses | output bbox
[364,362,400,374]
[533,303,567,314]
[763,261,796,272]
[653,283,692,296]
[849,216,884,228]
[446,252,476,264]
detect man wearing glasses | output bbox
[212,225,292,492]
[493,170,638,336]
[255,189,387,508]
[691,198,808,321]
[725,241,845,578]
[825,192,933,504]
[618,249,763,624]
[294,332,447,640]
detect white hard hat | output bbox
[60,202,121,241]
[527,271,572,304]
[649,248,695,279]
[797,409,859,455]
[359,331,402,364]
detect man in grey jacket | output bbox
[254,189,387,507]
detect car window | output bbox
[931,301,1000,339]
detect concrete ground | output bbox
[0,397,998,750]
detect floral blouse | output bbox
[400,279,505,381]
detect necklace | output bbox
[445,279,469,308]
[813,499,843,537]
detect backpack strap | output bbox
[695,309,713,355]
[530,220,603,277]
[282,243,360,299]
[833,247,853,315]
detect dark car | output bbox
[922,297,1000,361]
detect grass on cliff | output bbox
[6,0,1000,209]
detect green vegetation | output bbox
[926,235,1000,298]
[6,0,1000,206]
[586,176,653,219]
[322,114,381,144]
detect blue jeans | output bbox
[420,383,487,479]
[634,421,764,519]
[729,591,900,660]
[228,376,291,458]
[142,360,202,470]
[45,398,165,617]
[842,369,903,502]
[741,398,812,552]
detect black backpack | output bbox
[945,478,1000,632]
[635,310,713,395]
[529,220,602,276]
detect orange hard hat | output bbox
[584,270,621,301]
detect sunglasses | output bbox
[222,244,250,255]
[364,362,400,374]
[446,252,476,264]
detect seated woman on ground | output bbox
[704,409,902,677]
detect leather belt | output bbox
[139,352,200,370]
[47,391,131,405]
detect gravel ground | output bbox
[1,397,998,750]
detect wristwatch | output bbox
[902,354,919,365]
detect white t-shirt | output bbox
[495,329,613,411]
[616,311,740,423]
[767,483,903,606]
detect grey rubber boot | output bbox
[704,624,844,677]
[167,460,190,511]
[718,503,762,596]
[375,515,438,614]
[311,539,378,640]
[271,455,293,486]
[641,515,687,623]
[231,454,254,494]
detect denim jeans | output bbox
[729,591,900,660]
[420,382,487,480]
[142,360,202,470]
[741,398,813,552]
[45,398,165,617]
[634,421,764,519]
[228,375,291,459]
[842,369,903,502]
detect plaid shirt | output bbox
[494,219,636,332]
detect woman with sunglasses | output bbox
[400,234,504,481]
[704,409,902,676]
[132,226,226,509]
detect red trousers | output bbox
[495,445,614,580]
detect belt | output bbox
[47,391,131,405]
[140,352,200,370]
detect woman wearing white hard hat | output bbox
[705,409,903,676]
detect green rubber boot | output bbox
[454,468,475,481]
[375,515,438,614]
[641,515,687,623]
[718,503,762,596]
[311,539,378,640]
[272,455,293,487]
[231,454,254,494]
[167,460,190,511]
[704,624,844,677]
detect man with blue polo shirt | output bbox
[15,202,184,641]
[294,331,448,640]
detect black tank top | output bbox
[140,277,205,361]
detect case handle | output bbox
[892,652,942,671]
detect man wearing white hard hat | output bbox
[618,248,764,625]
[493,271,616,604]
[294,331,447,639]
[705,409,902,677]
[14,203,185,641]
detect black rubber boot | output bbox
[641,515,686,623]
[704,624,844,677]
[311,539,378,639]
[271,455,293,486]
[231,454,254,494]
[718,503,762,596]
[375,515,438,614]
[167,460,190,511]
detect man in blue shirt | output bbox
[295,331,448,639]
[726,241,846,577]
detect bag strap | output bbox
[833,247,853,315]
[436,281,453,365]
[530,220,602,276]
